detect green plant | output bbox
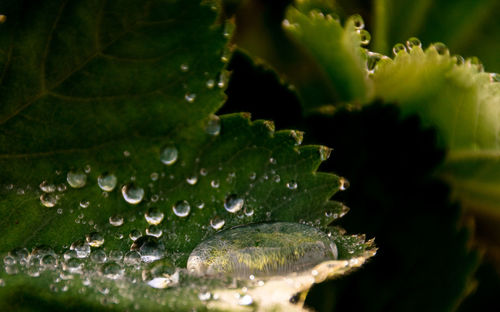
[0,0,499,311]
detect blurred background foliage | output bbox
[219,0,500,311]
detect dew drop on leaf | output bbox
[129,229,142,241]
[206,79,215,89]
[130,236,165,263]
[224,194,244,213]
[210,217,225,230]
[205,114,221,136]
[350,14,364,29]
[100,262,123,279]
[66,170,87,188]
[187,222,338,277]
[186,175,198,185]
[180,63,189,72]
[97,173,117,192]
[124,251,141,265]
[146,225,163,238]
[160,146,178,165]
[121,183,145,204]
[432,42,449,55]
[406,37,421,50]
[286,181,298,190]
[358,29,371,46]
[109,215,124,227]
[185,93,196,103]
[86,232,105,247]
[70,240,91,258]
[172,200,190,217]
[39,180,56,193]
[40,193,57,207]
[392,43,407,56]
[339,177,350,191]
[144,207,164,225]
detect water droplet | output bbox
[210,180,220,188]
[109,215,124,227]
[350,14,364,29]
[79,199,90,208]
[454,54,465,65]
[3,255,15,265]
[40,193,57,207]
[319,146,332,161]
[263,120,275,132]
[88,250,106,264]
[124,251,141,265]
[109,250,123,261]
[129,229,142,241]
[146,225,163,238]
[180,63,189,72]
[39,180,56,193]
[206,79,215,89]
[159,145,179,166]
[244,207,254,217]
[224,194,244,213]
[186,175,198,185]
[97,173,117,192]
[432,42,448,55]
[366,51,382,72]
[173,200,190,217]
[57,183,67,192]
[286,181,298,190]
[205,115,221,136]
[121,183,144,204]
[185,93,196,103]
[210,217,225,230]
[187,222,338,277]
[100,262,123,279]
[467,56,484,72]
[406,37,421,50]
[150,172,159,181]
[273,174,281,183]
[130,236,165,263]
[143,264,179,289]
[269,157,277,165]
[290,130,304,145]
[249,172,257,180]
[358,29,370,45]
[67,170,87,188]
[339,177,350,190]
[392,43,406,56]
[194,200,205,209]
[200,168,208,176]
[9,248,29,263]
[70,240,91,258]
[86,232,105,247]
[145,207,164,225]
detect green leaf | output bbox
[0,0,373,310]
[372,0,500,72]
[371,44,500,221]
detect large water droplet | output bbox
[121,183,144,204]
[160,145,178,165]
[145,207,164,225]
[205,115,221,136]
[67,170,87,188]
[173,200,190,217]
[98,173,117,192]
[187,222,338,277]
[131,236,165,263]
[224,194,244,213]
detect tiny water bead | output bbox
[121,183,145,204]
[185,93,196,103]
[206,79,215,89]
[145,207,164,225]
[130,236,165,263]
[109,215,124,227]
[186,175,198,185]
[40,193,57,207]
[392,43,407,56]
[286,181,298,190]
[350,14,364,29]
[187,222,338,277]
[210,217,225,230]
[173,200,190,217]
[224,194,244,213]
[432,42,448,55]
[90,250,107,263]
[160,146,178,165]
[86,232,105,247]
[146,225,163,238]
[80,199,90,208]
[67,170,87,188]
[406,37,421,50]
[143,264,179,289]
[180,63,189,72]
[129,229,142,241]
[210,180,220,188]
[366,51,382,72]
[39,180,56,193]
[358,29,371,46]
[339,177,350,191]
[97,173,117,192]
[205,114,221,136]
